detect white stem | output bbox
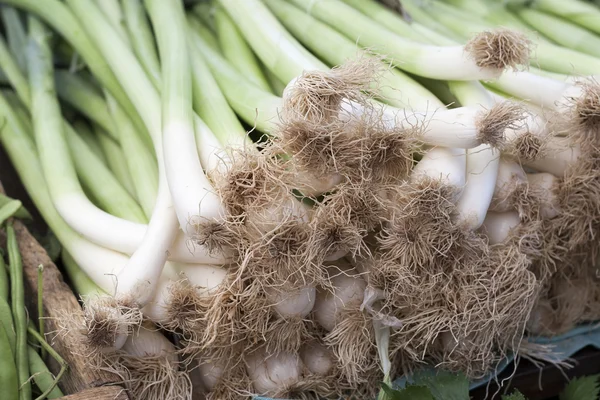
[504,111,548,143]
[454,145,500,230]
[313,271,367,331]
[383,106,488,148]
[68,236,130,293]
[526,172,562,219]
[411,147,467,198]
[266,286,316,319]
[347,101,500,149]
[51,195,227,264]
[526,137,581,176]
[480,211,521,245]
[493,70,575,109]
[490,159,527,212]
[299,342,334,376]
[245,348,302,395]
[142,262,227,323]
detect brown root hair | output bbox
[213,148,291,219]
[567,79,600,145]
[465,29,531,72]
[79,296,143,354]
[476,101,527,148]
[281,56,382,123]
[324,308,379,386]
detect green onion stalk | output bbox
[369,0,590,163]
[512,0,600,35]
[61,0,234,329]
[239,0,535,154]
[191,4,523,186]
[0,9,229,354]
[400,0,600,158]
[409,0,600,342]
[63,0,312,347]
[1,0,151,146]
[419,0,600,75]
[61,252,193,400]
[278,0,531,80]
[24,12,222,264]
[212,6,272,92]
[2,0,222,265]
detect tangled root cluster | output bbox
[476,101,528,148]
[465,29,531,71]
[63,296,144,355]
[282,56,382,123]
[567,79,600,143]
[61,54,600,400]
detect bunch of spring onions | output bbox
[1,0,600,398]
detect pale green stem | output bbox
[526,0,600,35]
[422,0,600,75]
[342,0,433,42]
[2,0,148,141]
[27,24,146,224]
[61,250,105,296]
[0,36,147,224]
[122,0,161,88]
[94,125,137,197]
[105,94,158,219]
[265,0,444,109]
[344,0,456,45]
[213,6,272,92]
[189,26,250,149]
[53,70,119,141]
[71,118,108,166]
[0,33,30,106]
[0,89,130,294]
[286,0,503,80]
[1,6,27,71]
[188,19,283,134]
[65,124,147,223]
[515,7,600,58]
[264,67,287,96]
[93,0,129,43]
[216,0,327,84]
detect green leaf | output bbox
[412,370,470,400]
[380,383,435,400]
[559,375,600,400]
[502,390,527,400]
[0,194,31,221]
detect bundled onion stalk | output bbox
[388,0,600,340]
[3,0,600,399]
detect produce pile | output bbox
[0,0,600,399]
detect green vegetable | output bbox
[27,327,67,400]
[0,194,31,221]
[0,323,19,400]
[7,221,31,400]
[28,346,64,399]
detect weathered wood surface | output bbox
[57,386,129,400]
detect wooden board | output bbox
[57,386,128,400]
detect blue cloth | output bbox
[255,323,600,399]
